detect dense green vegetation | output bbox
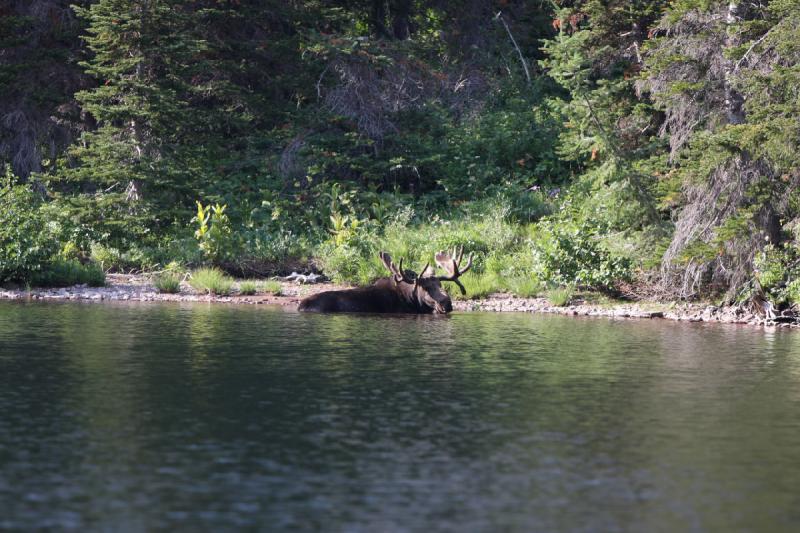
[2,1,800,307]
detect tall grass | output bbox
[259,280,282,295]
[153,272,182,293]
[506,276,542,298]
[316,203,524,287]
[449,272,503,300]
[238,280,257,295]
[189,268,234,295]
[546,286,574,307]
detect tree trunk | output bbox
[724,1,745,124]
[371,0,390,38]
[391,0,412,39]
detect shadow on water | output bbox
[2,301,800,531]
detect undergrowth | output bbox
[314,199,629,299]
[31,259,106,288]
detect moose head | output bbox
[378,247,473,314]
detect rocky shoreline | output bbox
[454,294,796,328]
[1,274,795,329]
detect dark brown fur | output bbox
[298,250,471,314]
[298,276,452,314]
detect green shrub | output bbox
[0,179,58,283]
[189,267,234,295]
[529,219,631,290]
[785,278,800,306]
[194,201,238,263]
[259,280,282,295]
[89,240,197,273]
[546,286,574,307]
[752,245,800,305]
[239,280,257,295]
[242,227,314,264]
[153,272,182,293]
[90,243,123,271]
[31,259,106,287]
[316,243,373,284]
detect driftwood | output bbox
[283,272,326,284]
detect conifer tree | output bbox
[642,0,799,298]
[541,1,667,232]
[60,0,200,240]
[53,0,318,244]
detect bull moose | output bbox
[298,248,472,314]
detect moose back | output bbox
[298,249,472,314]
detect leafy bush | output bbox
[241,226,314,265]
[0,180,58,283]
[31,259,105,287]
[194,201,238,264]
[315,242,374,285]
[752,245,800,305]
[90,243,127,271]
[189,267,234,295]
[153,272,182,294]
[529,219,632,290]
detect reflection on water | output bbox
[2,301,800,531]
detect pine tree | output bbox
[0,1,90,181]
[642,0,799,299]
[56,0,304,244]
[540,1,667,235]
[56,0,201,241]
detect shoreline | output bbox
[1,274,794,329]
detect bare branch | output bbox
[494,11,532,85]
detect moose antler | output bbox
[435,246,472,295]
[379,251,415,284]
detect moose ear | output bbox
[379,251,394,273]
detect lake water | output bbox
[1,301,800,532]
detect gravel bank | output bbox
[453,294,797,328]
[1,274,795,329]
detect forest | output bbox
[2,0,800,307]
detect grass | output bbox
[316,203,525,286]
[546,286,574,307]
[153,272,182,293]
[506,276,542,298]
[31,259,105,287]
[259,280,282,295]
[451,272,503,300]
[239,280,257,295]
[189,267,234,295]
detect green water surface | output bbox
[1,301,800,532]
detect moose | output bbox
[298,248,472,314]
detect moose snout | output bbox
[434,299,453,314]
